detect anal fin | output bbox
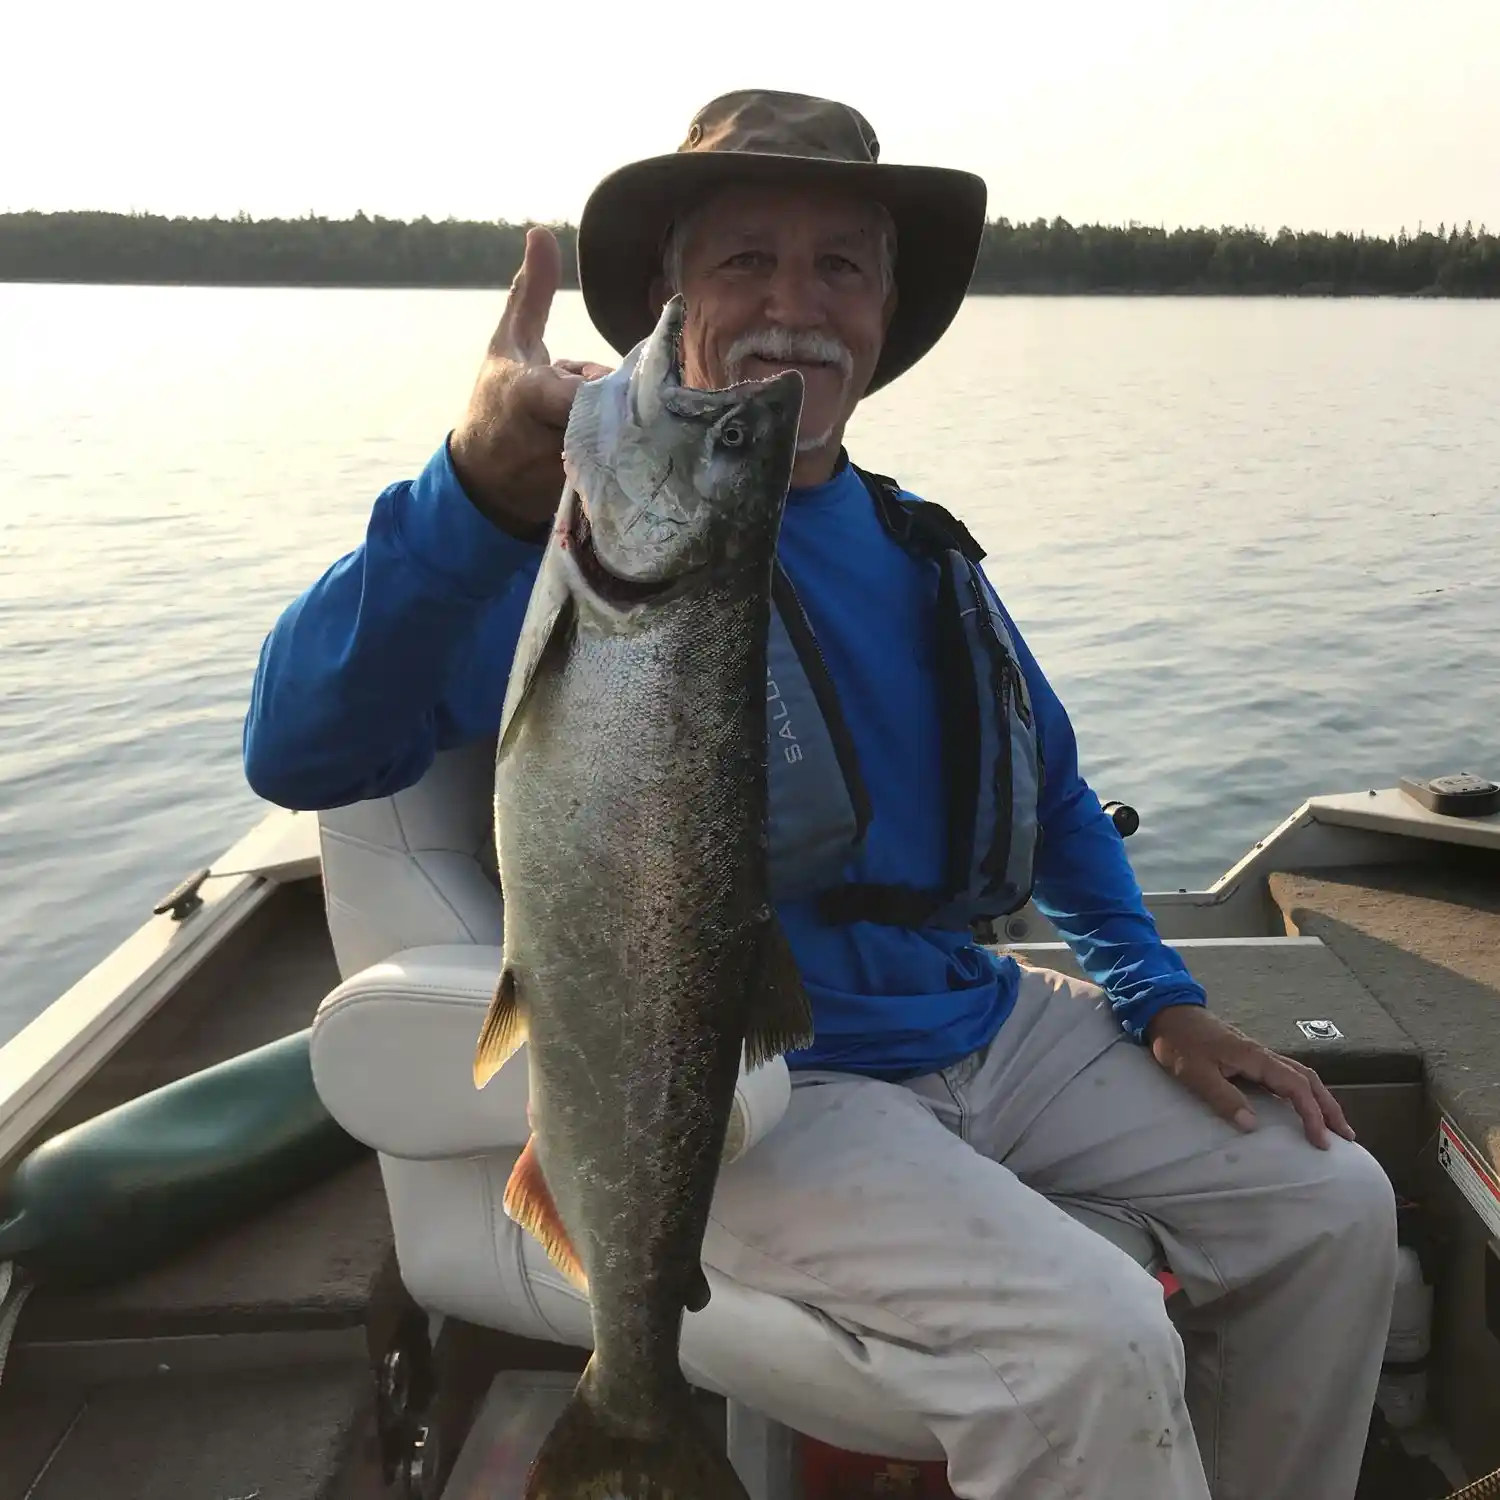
[474,965,525,1089]
[744,913,816,1069]
[503,1134,588,1293]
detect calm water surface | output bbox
[2,286,1497,1041]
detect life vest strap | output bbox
[814,883,955,930]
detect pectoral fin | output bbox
[744,913,816,1068]
[474,965,525,1088]
[503,1134,588,1293]
[497,547,575,761]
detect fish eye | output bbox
[717,420,747,449]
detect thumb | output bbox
[490,226,562,365]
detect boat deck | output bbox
[1,840,1497,1496]
[0,881,399,1500]
[0,1362,383,1500]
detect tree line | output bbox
[2,210,1497,296]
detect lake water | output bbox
[2,286,1497,1044]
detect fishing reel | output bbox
[1101,800,1140,838]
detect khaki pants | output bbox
[704,965,1399,1500]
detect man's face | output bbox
[667,182,898,476]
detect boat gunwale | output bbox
[2,785,1495,1168]
[0,807,319,1171]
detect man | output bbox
[244,90,1397,1500]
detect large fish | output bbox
[473,294,815,1499]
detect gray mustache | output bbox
[725,328,854,383]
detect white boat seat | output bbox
[309,742,1165,1467]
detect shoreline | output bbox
[1,276,1491,300]
[5,211,1497,300]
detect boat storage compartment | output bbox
[1271,853,1500,1482]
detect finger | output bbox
[1287,1060,1357,1142]
[1173,1058,1259,1133]
[1287,1078,1330,1149]
[1234,1053,1330,1149]
[490,226,562,365]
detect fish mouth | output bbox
[568,500,677,605]
[662,315,685,393]
[647,295,806,415]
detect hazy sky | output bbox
[5,0,1497,237]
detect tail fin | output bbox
[526,1364,750,1500]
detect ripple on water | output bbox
[3,287,1498,1040]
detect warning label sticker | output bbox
[1438,1116,1500,1242]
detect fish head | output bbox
[559,296,804,611]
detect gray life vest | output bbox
[765,464,1045,933]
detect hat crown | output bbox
[679,89,880,166]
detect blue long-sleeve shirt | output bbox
[244,439,1206,1078]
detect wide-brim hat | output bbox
[576,89,988,396]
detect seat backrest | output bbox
[317,737,504,979]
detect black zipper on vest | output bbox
[1008,653,1031,728]
[1000,631,1043,793]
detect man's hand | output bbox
[449,226,613,536]
[1145,1004,1356,1150]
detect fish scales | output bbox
[505,577,769,1402]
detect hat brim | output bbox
[576,152,987,396]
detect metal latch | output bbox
[1296,1019,1343,1041]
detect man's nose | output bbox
[761,261,828,328]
